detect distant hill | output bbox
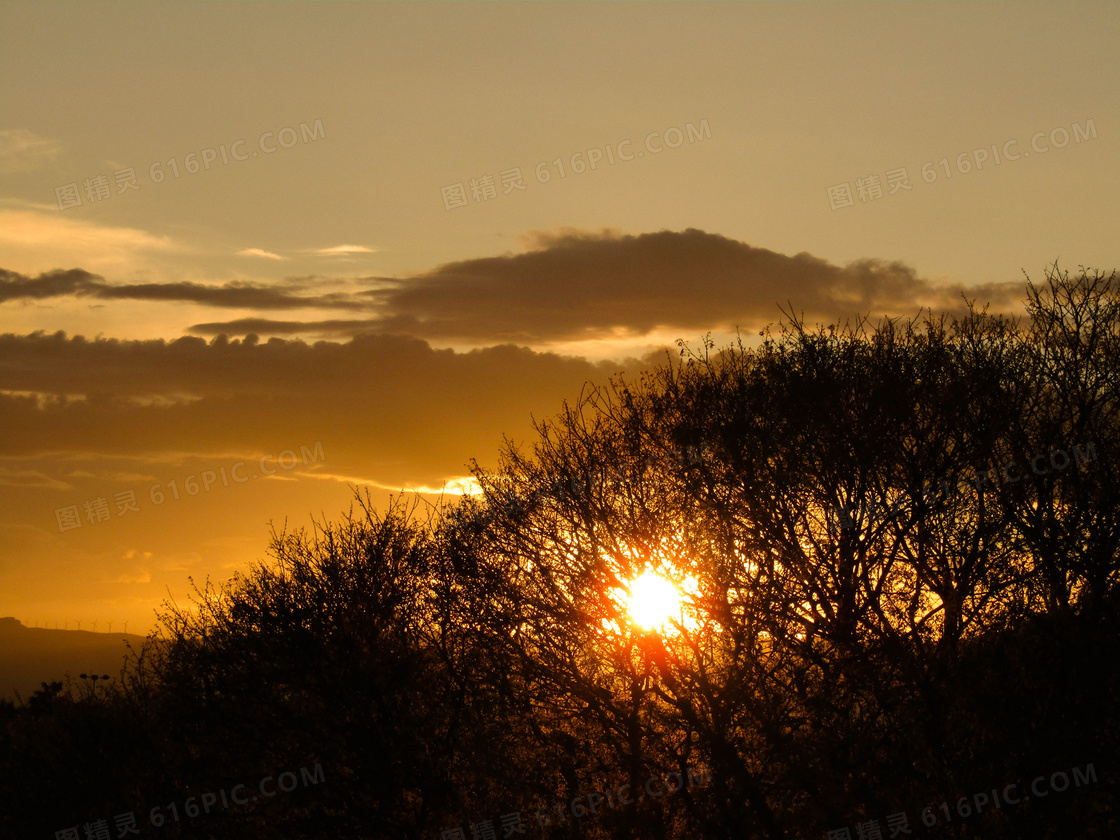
[0,617,149,702]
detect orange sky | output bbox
[1,1,1116,634]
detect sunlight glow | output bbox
[625,571,683,631]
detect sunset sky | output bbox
[1,1,1116,635]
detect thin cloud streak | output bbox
[238,248,288,261]
[0,268,373,311]
[313,245,378,255]
[0,129,61,174]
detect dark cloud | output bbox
[96,282,368,311]
[185,317,389,338]
[0,268,100,301]
[376,228,1024,339]
[187,229,1026,342]
[0,330,637,487]
[4,230,1027,344]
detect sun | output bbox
[625,571,683,631]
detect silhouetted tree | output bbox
[3,264,1116,840]
[453,264,1118,839]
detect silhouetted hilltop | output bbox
[0,617,147,701]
